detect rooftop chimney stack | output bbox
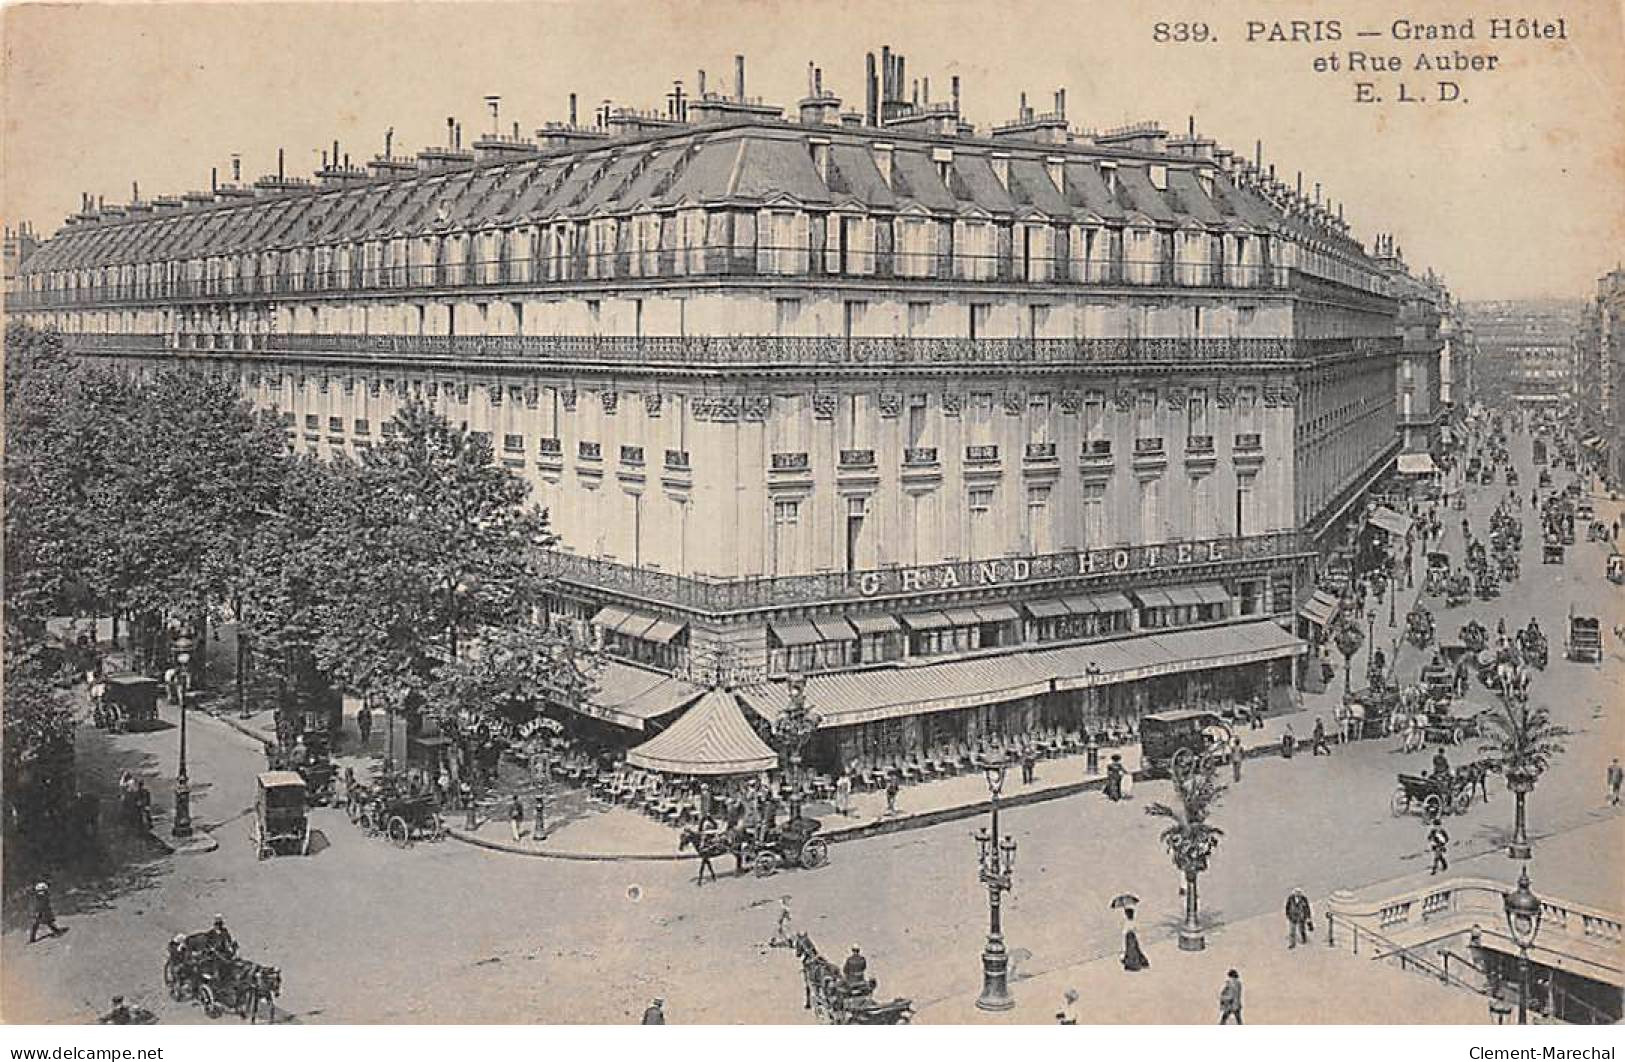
[132,180,139,202]
[278,148,285,180]
[447,116,456,147]
[1057,88,1066,117]
[734,54,745,101]
[952,75,961,115]
[485,95,501,136]
[697,69,706,97]
[923,76,929,105]
[385,127,394,157]
[211,166,218,193]
[881,46,891,106]
[454,122,462,150]
[866,52,877,124]
[569,93,578,126]
[815,67,823,95]
[332,139,340,166]
[913,78,919,106]
[232,155,241,182]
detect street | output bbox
[4,424,1621,1025]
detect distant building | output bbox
[1576,267,1624,484]
[9,49,1418,767]
[1464,299,1580,411]
[3,223,41,293]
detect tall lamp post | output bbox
[772,676,821,822]
[171,635,195,839]
[1503,867,1543,1025]
[974,761,1017,1012]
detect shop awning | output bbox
[811,616,858,642]
[1368,506,1411,537]
[590,605,632,630]
[1061,595,1099,615]
[850,614,901,635]
[1582,435,1607,451]
[942,607,985,627]
[1190,584,1231,607]
[1297,590,1342,628]
[615,611,660,638]
[1132,588,1175,609]
[1397,453,1441,475]
[770,619,825,647]
[974,603,1022,623]
[1026,599,1071,618]
[572,660,703,731]
[738,620,1307,729]
[642,619,687,645]
[1090,592,1135,613]
[901,611,954,631]
[626,689,779,776]
[1164,586,1207,607]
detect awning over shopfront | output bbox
[615,611,660,638]
[1297,590,1342,629]
[1090,592,1135,613]
[1061,595,1098,615]
[1368,506,1412,537]
[974,603,1023,624]
[739,620,1307,729]
[1190,584,1231,607]
[625,689,779,776]
[770,619,825,646]
[1397,453,1441,476]
[1132,588,1175,609]
[573,660,703,731]
[642,619,687,645]
[942,607,986,627]
[590,605,631,630]
[1582,435,1607,451]
[811,616,858,642]
[1164,586,1207,607]
[1026,599,1071,618]
[850,614,902,635]
[901,610,954,631]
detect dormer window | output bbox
[1149,164,1168,191]
[991,152,1010,191]
[1100,161,1118,196]
[932,146,953,186]
[872,143,894,187]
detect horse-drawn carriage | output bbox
[250,772,310,859]
[1425,553,1452,596]
[1459,621,1488,654]
[347,778,444,847]
[790,934,913,1025]
[1406,605,1435,649]
[1343,685,1399,738]
[1419,655,1456,701]
[1543,536,1565,564]
[1140,710,1233,777]
[1566,615,1602,664]
[1474,568,1500,600]
[1392,771,1475,818]
[1444,573,1472,607]
[1516,625,1549,670]
[680,816,831,882]
[93,675,163,732]
[1422,703,1489,746]
[163,932,282,1022]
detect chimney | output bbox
[278,148,285,180]
[447,116,456,147]
[132,180,140,202]
[881,46,891,104]
[454,122,462,150]
[922,77,930,105]
[895,53,905,104]
[1019,91,1028,122]
[332,139,340,166]
[866,52,877,125]
[734,54,745,101]
[697,69,706,97]
[952,75,961,115]
[211,167,218,193]
[385,127,394,157]
[1057,88,1066,117]
[570,93,578,126]
[815,67,823,96]
[912,79,919,107]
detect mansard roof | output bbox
[21,119,1369,276]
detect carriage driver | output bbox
[204,915,238,960]
[843,945,875,996]
[1431,749,1454,809]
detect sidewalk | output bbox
[912,897,1496,1024]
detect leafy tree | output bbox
[313,402,555,732]
[1144,761,1226,950]
[1478,695,1570,856]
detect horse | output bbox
[678,826,746,886]
[790,932,844,1016]
[1461,759,1501,804]
[240,962,282,1024]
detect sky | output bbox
[5,0,1623,301]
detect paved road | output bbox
[5,422,1620,1025]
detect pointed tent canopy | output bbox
[626,689,779,776]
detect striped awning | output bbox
[573,660,703,731]
[590,605,632,630]
[625,689,779,776]
[1164,586,1207,607]
[1061,595,1098,615]
[739,620,1307,729]
[942,607,985,627]
[811,616,858,642]
[1297,590,1342,628]
[1026,599,1071,618]
[643,619,687,645]
[770,619,824,647]
[851,614,901,635]
[615,611,659,638]
[1190,584,1231,606]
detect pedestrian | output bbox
[1219,969,1243,1024]
[1121,908,1149,972]
[509,794,524,843]
[1281,724,1296,760]
[1104,755,1124,801]
[640,997,666,1024]
[1311,717,1331,756]
[883,775,899,816]
[1057,988,1080,1025]
[699,782,714,828]
[533,792,546,840]
[1230,735,1244,783]
[1427,818,1450,875]
[834,772,852,817]
[1021,745,1036,785]
[1285,888,1313,949]
[134,779,152,830]
[437,767,452,807]
[1119,759,1134,800]
[1607,758,1623,806]
[29,882,64,943]
[356,704,373,748]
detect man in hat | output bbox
[99,997,134,1024]
[204,914,237,960]
[1284,888,1313,949]
[1427,818,1450,875]
[29,882,63,942]
[843,944,871,994]
[640,997,665,1024]
[1219,969,1243,1024]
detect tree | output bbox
[1144,761,1226,951]
[1478,695,1570,858]
[313,402,556,733]
[1333,617,1365,693]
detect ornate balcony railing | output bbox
[577,441,601,460]
[839,449,876,468]
[771,451,810,472]
[664,449,690,470]
[965,444,1001,464]
[619,445,644,465]
[903,447,939,466]
[1082,439,1113,459]
[1186,434,1215,453]
[1234,432,1263,452]
[1133,436,1165,456]
[539,529,1309,613]
[1024,441,1058,461]
[54,331,1399,370]
[538,437,563,456]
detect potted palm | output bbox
[1145,761,1226,951]
[1478,695,1569,859]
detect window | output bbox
[1187,388,1208,434]
[328,416,344,434]
[907,394,928,448]
[968,487,994,560]
[843,299,867,339]
[970,302,992,340]
[774,500,800,526]
[1027,485,1052,553]
[1082,481,1107,545]
[304,414,319,431]
[1083,390,1106,442]
[776,297,802,333]
[845,496,867,573]
[1136,389,1158,436]
[1188,474,1211,538]
[1238,579,1262,617]
[1236,471,1256,536]
[354,418,371,435]
[504,434,525,452]
[1138,477,1162,543]
[907,301,931,337]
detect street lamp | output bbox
[974,761,1017,1012]
[172,635,195,839]
[1502,866,1543,1025]
[772,676,821,822]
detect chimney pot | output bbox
[698,69,706,97]
[211,166,218,192]
[815,67,823,96]
[952,75,961,114]
[923,76,929,105]
[735,54,745,101]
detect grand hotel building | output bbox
[9,53,1404,769]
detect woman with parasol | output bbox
[1111,895,1149,972]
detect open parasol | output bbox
[1109,893,1140,910]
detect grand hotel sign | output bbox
[854,532,1302,598]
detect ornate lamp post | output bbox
[171,635,195,839]
[772,676,821,822]
[1389,554,1399,627]
[1502,867,1543,1025]
[974,761,1017,1012]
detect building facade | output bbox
[10,51,1405,769]
[1575,268,1623,485]
[1465,299,1580,412]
